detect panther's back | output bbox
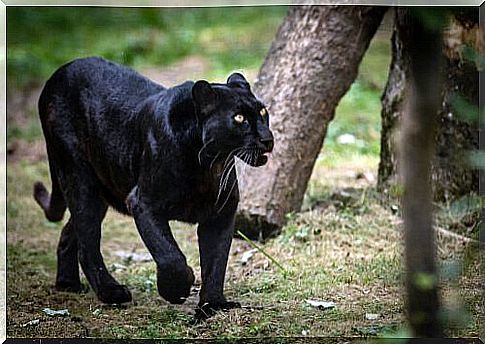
[36,57,166,216]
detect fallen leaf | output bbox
[42,308,69,317]
[240,249,257,265]
[114,251,152,263]
[22,319,40,327]
[365,313,380,320]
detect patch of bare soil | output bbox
[7,85,43,129]
[141,55,211,87]
[7,140,47,163]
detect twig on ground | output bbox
[435,226,478,244]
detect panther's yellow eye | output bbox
[260,108,267,117]
[234,114,245,123]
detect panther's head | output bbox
[192,73,274,167]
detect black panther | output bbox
[33,57,273,318]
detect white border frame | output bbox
[1,1,483,342]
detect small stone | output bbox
[390,204,399,214]
[365,313,380,320]
[363,171,375,183]
[111,263,127,272]
[337,133,356,145]
[305,299,336,310]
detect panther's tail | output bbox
[33,166,66,222]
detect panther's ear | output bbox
[192,80,216,115]
[227,73,250,90]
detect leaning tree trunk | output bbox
[235,6,387,240]
[378,8,479,201]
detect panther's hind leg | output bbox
[55,218,83,292]
[60,163,132,304]
[34,147,81,292]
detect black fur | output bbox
[33,57,273,317]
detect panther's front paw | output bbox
[97,284,132,304]
[194,300,241,320]
[157,265,195,304]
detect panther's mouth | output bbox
[239,149,269,167]
[254,153,268,167]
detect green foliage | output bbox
[444,194,483,220]
[7,7,287,88]
[410,8,451,32]
[450,93,480,124]
[467,150,485,169]
[462,45,485,71]
[413,272,437,291]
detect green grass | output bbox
[323,32,391,168]
[7,7,287,88]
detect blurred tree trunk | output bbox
[378,8,479,201]
[235,6,387,240]
[401,9,444,337]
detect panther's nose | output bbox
[260,137,274,152]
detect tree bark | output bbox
[378,9,479,201]
[235,6,387,240]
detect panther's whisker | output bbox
[216,162,232,200]
[198,138,216,165]
[215,147,250,207]
[247,149,255,163]
[235,149,247,164]
[222,160,236,192]
[217,177,238,214]
[209,151,222,170]
[220,155,236,185]
[216,165,234,206]
[222,147,242,170]
[237,150,253,190]
[243,151,252,166]
[220,147,244,183]
[248,149,256,166]
[216,156,236,205]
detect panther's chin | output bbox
[254,154,268,167]
[236,149,270,167]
